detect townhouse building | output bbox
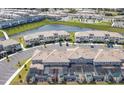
[24,30,70,47]
[0,39,22,57]
[75,31,124,44]
[0,44,6,59]
[27,47,124,83]
[112,17,124,28]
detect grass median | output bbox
[0,32,3,37]
[10,59,31,85]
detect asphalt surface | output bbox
[0,43,123,84]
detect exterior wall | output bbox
[25,38,41,47]
[0,45,3,52]
[112,22,124,28]
[75,36,89,42]
[118,38,124,44]
[44,66,68,75]
[3,44,22,53]
[94,62,121,66]
[75,34,124,43]
[0,51,7,59]
[0,43,21,58]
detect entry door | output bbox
[52,68,59,82]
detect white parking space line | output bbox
[94,49,103,60]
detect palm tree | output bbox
[18,61,21,67]
[19,74,22,79]
[59,38,63,46]
[24,64,27,68]
[72,41,75,46]
[20,80,23,83]
[59,40,62,46]
[24,64,28,71]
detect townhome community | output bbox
[1,8,124,85]
[21,30,124,84]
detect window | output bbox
[54,33,58,38]
[76,37,80,39]
[39,35,44,40]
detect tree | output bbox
[59,41,62,46]
[24,64,27,68]
[18,61,21,67]
[68,9,77,14]
[19,74,22,79]
[72,41,75,46]
[105,13,113,16]
[44,43,47,48]
[59,37,63,46]
[24,64,28,71]
[20,80,23,83]
[6,55,10,62]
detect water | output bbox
[10,24,93,38]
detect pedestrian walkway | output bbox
[0,30,9,40]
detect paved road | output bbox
[0,43,123,84]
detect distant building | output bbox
[0,44,3,51]
[112,19,124,28]
[24,31,70,47]
[0,39,22,55]
[0,44,6,59]
[75,31,124,44]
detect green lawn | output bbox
[96,82,109,85]
[17,36,26,48]
[95,21,112,26]
[0,19,124,38]
[0,32,3,37]
[10,59,31,85]
[0,20,48,37]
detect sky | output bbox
[0,0,124,8]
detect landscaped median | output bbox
[6,49,40,85]
[69,32,75,44]
[0,31,3,37]
[9,58,32,85]
[0,19,124,38]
